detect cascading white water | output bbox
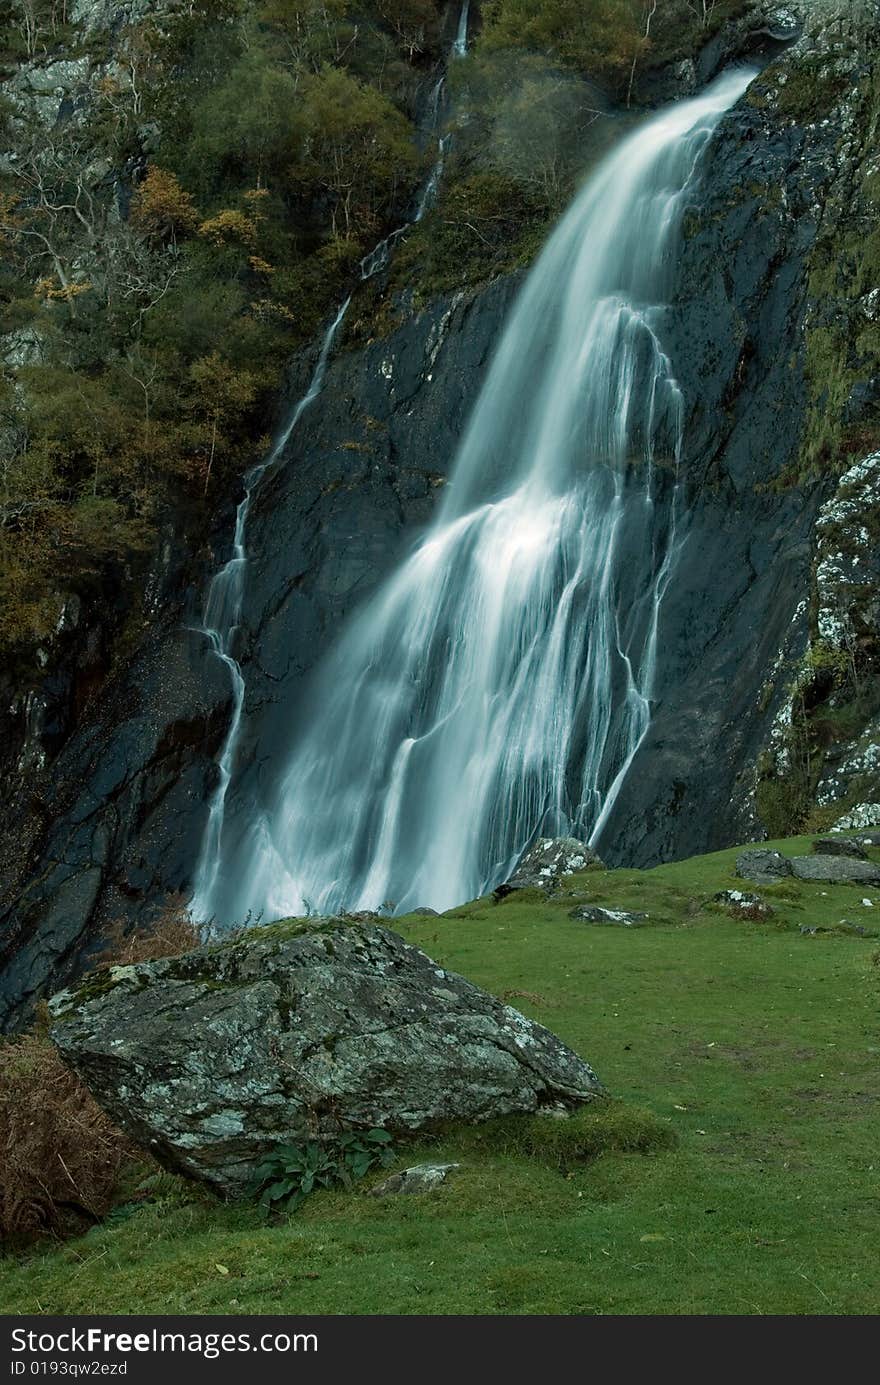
[194,67,754,925]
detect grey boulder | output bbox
[495,837,604,898]
[812,837,868,860]
[735,849,794,885]
[50,921,602,1197]
[790,855,880,886]
[569,905,649,928]
[369,1163,460,1196]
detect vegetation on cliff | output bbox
[0,0,438,664]
[0,0,758,678]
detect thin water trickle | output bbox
[189,296,352,919]
[454,0,470,58]
[194,68,755,925]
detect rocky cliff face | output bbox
[2,0,880,1028]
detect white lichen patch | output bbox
[815,452,880,648]
[834,804,880,829]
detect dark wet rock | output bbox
[369,1163,460,1196]
[790,855,880,885]
[569,905,649,928]
[736,849,794,885]
[495,838,603,899]
[714,889,774,920]
[410,907,440,916]
[50,922,602,1196]
[595,15,876,866]
[812,837,868,860]
[0,623,231,1034]
[637,1,803,104]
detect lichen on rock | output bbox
[50,921,603,1196]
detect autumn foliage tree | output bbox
[131,167,200,242]
[187,352,261,494]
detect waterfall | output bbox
[190,5,473,918]
[193,67,754,925]
[189,297,352,919]
[414,135,450,222]
[454,0,470,58]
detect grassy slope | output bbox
[2,836,879,1315]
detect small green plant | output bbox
[250,1129,395,1214]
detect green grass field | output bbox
[2,836,879,1315]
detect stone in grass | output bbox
[370,1163,460,1196]
[49,922,603,1197]
[735,849,793,885]
[812,837,868,860]
[790,855,880,886]
[714,889,774,920]
[800,921,875,938]
[495,837,604,899]
[569,905,649,927]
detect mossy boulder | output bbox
[49,921,602,1197]
[495,837,603,899]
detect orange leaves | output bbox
[131,166,200,240]
[34,276,91,303]
[197,208,258,248]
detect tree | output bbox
[178,54,300,194]
[483,57,607,206]
[684,0,719,26]
[374,0,441,60]
[290,66,421,238]
[481,0,646,93]
[627,1,657,107]
[257,0,352,70]
[187,352,260,494]
[131,167,200,242]
[9,0,70,60]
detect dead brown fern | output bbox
[88,893,203,971]
[0,1028,130,1243]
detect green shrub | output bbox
[250,1129,395,1213]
